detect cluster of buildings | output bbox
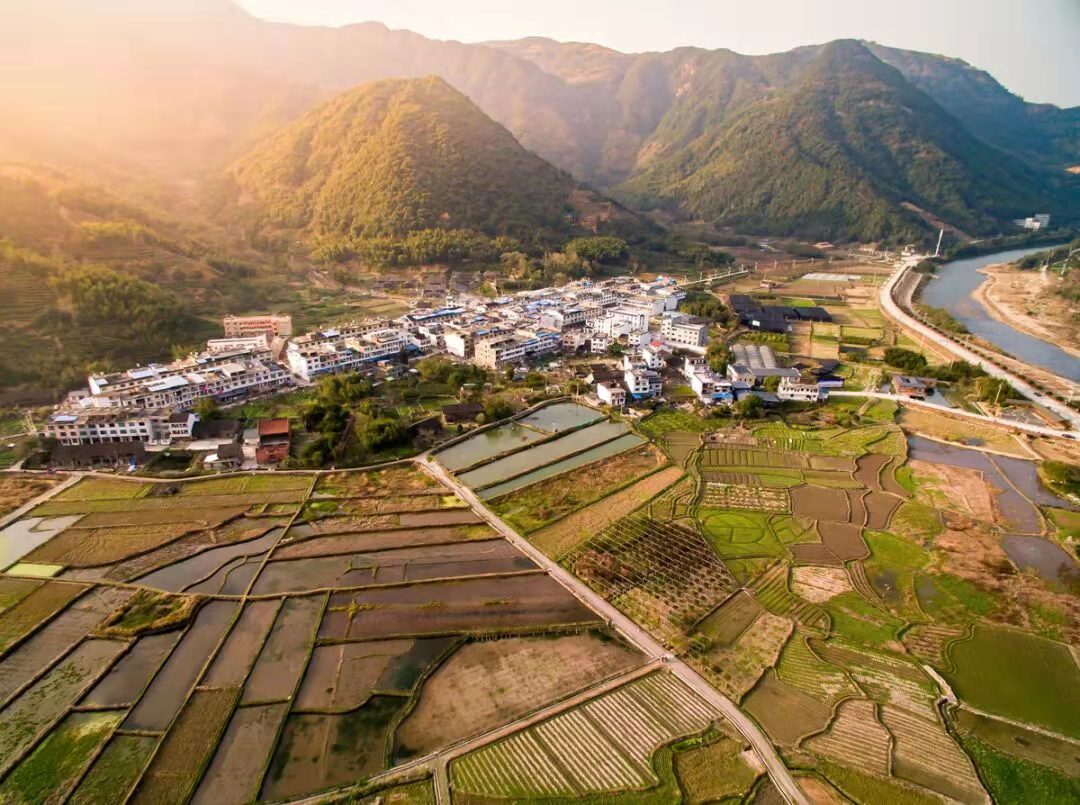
[439,276,697,368]
[39,277,692,455]
[1015,213,1051,231]
[728,295,832,333]
[39,275,855,467]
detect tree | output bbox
[607,343,625,358]
[736,395,764,418]
[193,397,221,421]
[706,339,729,373]
[762,375,781,392]
[483,396,518,422]
[566,236,628,265]
[883,347,928,373]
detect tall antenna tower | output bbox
[933,228,944,258]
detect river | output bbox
[920,245,1080,381]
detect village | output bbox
[31,266,904,471]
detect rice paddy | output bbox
[0,462,632,802]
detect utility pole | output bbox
[934,228,944,258]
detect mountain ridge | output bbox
[3,1,1077,240]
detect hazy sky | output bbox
[238,0,1080,107]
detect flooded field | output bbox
[478,433,645,499]
[0,467,620,802]
[1002,535,1080,592]
[434,423,545,470]
[0,515,81,571]
[458,420,630,488]
[518,402,604,433]
[907,436,1042,533]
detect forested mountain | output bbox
[3,0,1078,243]
[617,41,1069,241]
[227,77,576,241]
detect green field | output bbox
[699,509,781,558]
[957,733,1080,803]
[943,626,1080,739]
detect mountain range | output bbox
[2,0,1078,242]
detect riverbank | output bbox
[973,263,1080,360]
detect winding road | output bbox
[881,260,1080,433]
[418,455,810,805]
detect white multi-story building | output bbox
[44,408,193,446]
[778,376,823,402]
[206,334,271,354]
[286,342,363,381]
[84,349,291,410]
[639,341,669,370]
[538,307,587,331]
[473,330,560,369]
[223,314,293,338]
[660,313,710,348]
[624,365,662,399]
[682,356,734,406]
[596,382,626,407]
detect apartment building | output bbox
[443,323,510,359]
[44,408,192,446]
[285,323,406,381]
[85,350,291,410]
[778,376,823,403]
[660,313,710,348]
[206,334,271,354]
[223,314,293,338]
[538,306,587,331]
[473,330,560,369]
[287,342,365,381]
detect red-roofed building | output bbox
[256,418,291,464]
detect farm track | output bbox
[421,456,809,805]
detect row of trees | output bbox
[883,348,1014,403]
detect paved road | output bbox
[828,390,1077,440]
[418,456,810,805]
[881,262,1080,432]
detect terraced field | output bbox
[451,672,722,798]
[0,465,634,803]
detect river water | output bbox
[920,245,1080,381]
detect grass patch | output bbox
[95,590,200,638]
[699,509,781,559]
[818,759,940,805]
[891,500,943,539]
[824,591,905,648]
[673,731,757,800]
[915,573,995,623]
[1,711,122,803]
[958,732,1080,803]
[69,734,157,805]
[55,478,151,501]
[637,409,714,439]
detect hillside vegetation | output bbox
[617,41,1071,241]
[5,3,1076,243]
[228,77,577,246]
